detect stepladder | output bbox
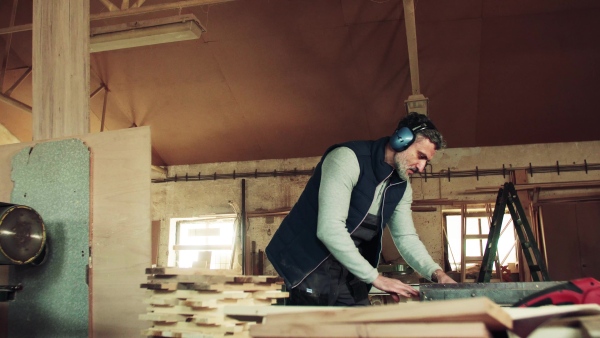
[477,182,551,283]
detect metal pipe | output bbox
[241,179,246,275]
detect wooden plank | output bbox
[250,322,491,338]
[223,305,337,320]
[263,297,512,331]
[147,290,251,302]
[147,267,238,276]
[151,321,244,334]
[186,282,282,292]
[505,304,600,338]
[147,274,237,283]
[32,0,90,140]
[581,315,600,338]
[143,327,248,338]
[251,290,289,300]
[147,274,280,284]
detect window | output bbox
[445,211,517,279]
[167,217,236,269]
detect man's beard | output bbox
[394,154,411,181]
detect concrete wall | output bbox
[152,140,600,277]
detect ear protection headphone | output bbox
[389,122,434,152]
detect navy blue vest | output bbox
[265,137,407,288]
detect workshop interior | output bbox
[0,1,599,337]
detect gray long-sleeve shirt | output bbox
[316,147,441,283]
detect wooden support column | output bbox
[402,0,428,115]
[403,0,420,96]
[32,0,90,140]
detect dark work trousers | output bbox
[287,214,381,306]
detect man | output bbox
[266,112,456,306]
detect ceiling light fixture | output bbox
[90,14,205,53]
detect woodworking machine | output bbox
[0,203,47,301]
[371,280,600,307]
[372,265,569,306]
[418,281,566,306]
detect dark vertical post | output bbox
[241,179,246,274]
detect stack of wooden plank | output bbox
[248,297,512,338]
[140,267,288,338]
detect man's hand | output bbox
[432,269,457,284]
[371,275,419,302]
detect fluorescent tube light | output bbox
[90,14,204,53]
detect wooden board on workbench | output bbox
[262,297,511,331]
[250,322,492,338]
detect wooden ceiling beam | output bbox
[3,66,31,96]
[0,0,234,35]
[92,0,235,21]
[0,92,31,113]
[402,0,429,115]
[131,0,146,8]
[0,0,19,91]
[403,0,420,96]
[99,0,119,12]
[121,0,130,10]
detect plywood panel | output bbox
[542,204,582,281]
[85,127,151,337]
[576,201,600,280]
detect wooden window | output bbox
[444,210,517,281]
[167,217,236,269]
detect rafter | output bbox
[0,0,19,91]
[3,66,31,96]
[92,0,234,20]
[90,83,106,98]
[0,92,31,113]
[0,0,234,35]
[99,0,119,12]
[121,0,129,10]
[101,88,109,132]
[131,0,146,8]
